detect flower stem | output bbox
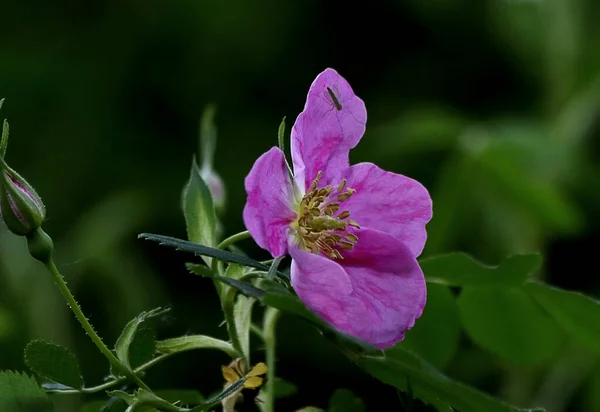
[222,287,246,360]
[262,307,281,412]
[30,228,151,391]
[218,230,251,250]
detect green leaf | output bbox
[328,388,365,412]
[139,233,270,271]
[525,282,600,353]
[273,379,297,398]
[24,340,84,389]
[421,253,542,287]
[129,329,156,369]
[1,120,8,159]
[458,287,563,364]
[100,397,129,412]
[186,263,215,278]
[182,158,217,268]
[267,256,284,280]
[81,400,125,412]
[357,348,545,412]
[399,284,460,369]
[156,335,238,358]
[277,116,286,153]
[0,371,53,412]
[0,98,8,158]
[115,307,170,369]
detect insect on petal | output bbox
[222,365,240,384]
[243,376,265,389]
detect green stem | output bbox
[218,230,251,250]
[222,287,246,360]
[49,354,171,395]
[211,229,252,359]
[262,307,281,412]
[250,323,264,340]
[211,230,250,275]
[31,229,151,392]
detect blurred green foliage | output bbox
[1,0,600,410]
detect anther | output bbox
[337,210,350,220]
[348,219,360,229]
[340,241,354,250]
[345,233,358,243]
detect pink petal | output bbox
[243,147,297,257]
[291,68,367,190]
[289,228,426,349]
[342,163,432,257]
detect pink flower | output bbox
[243,68,432,349]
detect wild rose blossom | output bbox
[243,68,432,349]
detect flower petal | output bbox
[291,68,367,190]
[243,147,296,257]
[289,228,426,349]
[342,162,432,257]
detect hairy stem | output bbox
[34,228,150,392]
[48,354,171,395]
[262,307,281,412]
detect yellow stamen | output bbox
[291,171,360,259]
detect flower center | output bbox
[292,171,360,259]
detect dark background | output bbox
[1,0,600,411]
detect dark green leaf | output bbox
[525,282,600,353]
[421,253,542,287]
[357,347,545,412]
[186,263,215,278]
[100,397,129,412]
[139,233,269,271]
[156,335,238,358]
[24,340,84,389]
[458,287,563,364]
[214,275,266,299]
[115,307,170,369]
[273,379,297,398]
[182,159,216,266]
[267,256,284,280]
[474,142,581,232]
[0,371,53,412]
[129,328,156,369]
[329,388,365,412]
[263,291,376,353]
[370,106,465,155]
[399,284,461,369]
[262,292,321,325]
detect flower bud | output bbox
[0,159,46,236]
[200,165,226,212]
